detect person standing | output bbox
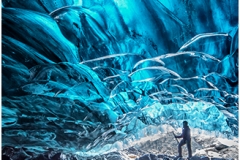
[174,121,192,159]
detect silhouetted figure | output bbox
[175,121,192,159]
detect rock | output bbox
[137,153,158,160]
[200,156,209,160]
[149,154,158,160]
[207,151,222,158]
[190,156,201,160]
[205,147,217,152]
[157,154,164,158]
[50,153,61,160]
[128,154,138,158]
[127,146,145,155]
[137,154,150,160]
[32,154,49,160]
[157,154,172,160]
[215,144,229,151]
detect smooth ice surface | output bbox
[2,0,238,159]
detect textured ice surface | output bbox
[2,0,238,159]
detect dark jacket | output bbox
[176,126,191,141]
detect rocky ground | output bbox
[120,132,238,160]
[2,132,238,160]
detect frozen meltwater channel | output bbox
[2,0,238,159]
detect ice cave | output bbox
[1,0,238,159]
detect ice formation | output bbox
[2,0,238,159]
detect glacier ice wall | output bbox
[2,0,238,159]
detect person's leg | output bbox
[187,139,192,158]
[178,139,185,157]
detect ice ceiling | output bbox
[2,0,238,159]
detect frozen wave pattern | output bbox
[2,0,238,159]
